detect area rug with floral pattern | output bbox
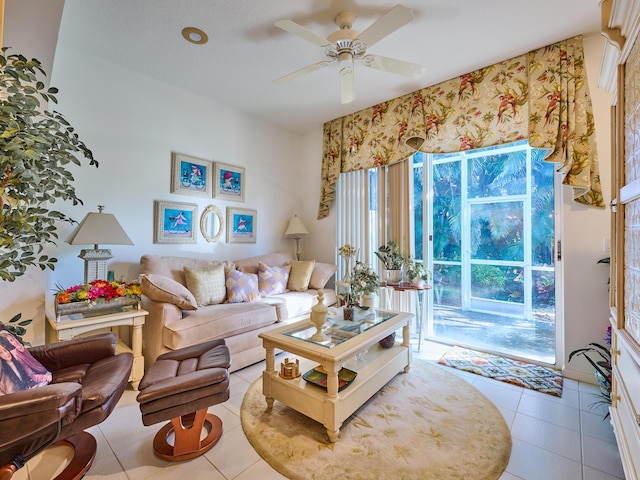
[241,359,511,480]
[438,345,563,397]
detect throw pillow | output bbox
[184,264,227,307]
[258,262,291,297]
[309,262,338,289]
[0,330,52,396]
[287,260,316,292]
[225,268,260,303]
[141,274,198,310]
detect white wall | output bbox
[45,45,306,291]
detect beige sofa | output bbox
[139,252,337,372]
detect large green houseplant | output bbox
[0,48,97,281]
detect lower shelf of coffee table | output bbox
[263,342,409,431]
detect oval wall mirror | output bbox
[200,204,223,243]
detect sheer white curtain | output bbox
[335,163,416,314]
[335,169,378,281]
[335,162,412,278]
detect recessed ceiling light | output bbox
[181,27,208,45]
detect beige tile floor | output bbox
[12,341,625,480]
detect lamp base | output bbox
[294,237,301,261]
[78,249,113,283]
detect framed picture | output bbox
[170,152,213,198]
[214,162,245,202]
[154,200,198,244]
[226,207,256,243]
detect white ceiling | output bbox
[54,0,602,134]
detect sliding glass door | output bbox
[415,141,560,365]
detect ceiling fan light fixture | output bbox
[181,27,209,45]
[273,5,423,102]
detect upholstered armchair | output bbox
[0,331,133,480]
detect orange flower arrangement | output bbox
[56,279,142,304]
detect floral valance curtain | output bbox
[318,35,604,219]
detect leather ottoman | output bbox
[136,339,231,461]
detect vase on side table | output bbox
[383,269,403,286]
[342,257,352,283]
[360,293,376,309]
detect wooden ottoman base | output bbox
[152,409,223,461]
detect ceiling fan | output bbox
[273,4,425,104]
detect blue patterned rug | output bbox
[438,345,563,397]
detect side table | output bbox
[379,283,431,351]
[45,305,147,389]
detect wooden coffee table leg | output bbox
[263,344,276,409]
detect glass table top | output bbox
[283,308,398,348]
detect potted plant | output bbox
[405,257,432,288]
[375,241,405,285]
[338,290,359,321]
[350,261,380,308]
[0,48,97,282]
[568,339,612,401]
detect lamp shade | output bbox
[284,215,308,237]
[65,206,133,247]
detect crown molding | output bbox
[598,0,640,94]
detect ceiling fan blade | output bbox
[357,5,415,48]
[274,19,331,47]
[340,63,355,104]
[363,54,425,78]
[273,61,333,85]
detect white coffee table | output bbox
[259,308,412,442]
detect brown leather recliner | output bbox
[0,331,133,480]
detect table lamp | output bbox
[65,205,133,283]
[284,215,308,261]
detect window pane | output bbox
[470,202,523,261]
[433,264,461,307]
[532,269,555,312]
[433,161,461,261]
[467,150,526,198]
[531,151,555,266]
[413,153,424,260]
[471,265,524,304]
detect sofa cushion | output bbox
[258,262,290,297]
[226,269,260,303]
[141,274,198,310]
[140,254,228,286]
[309,262,338,289]
[287,260,315,292]
[184,264,226,306]
[235,252,293,274]
[164,303,277,350]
